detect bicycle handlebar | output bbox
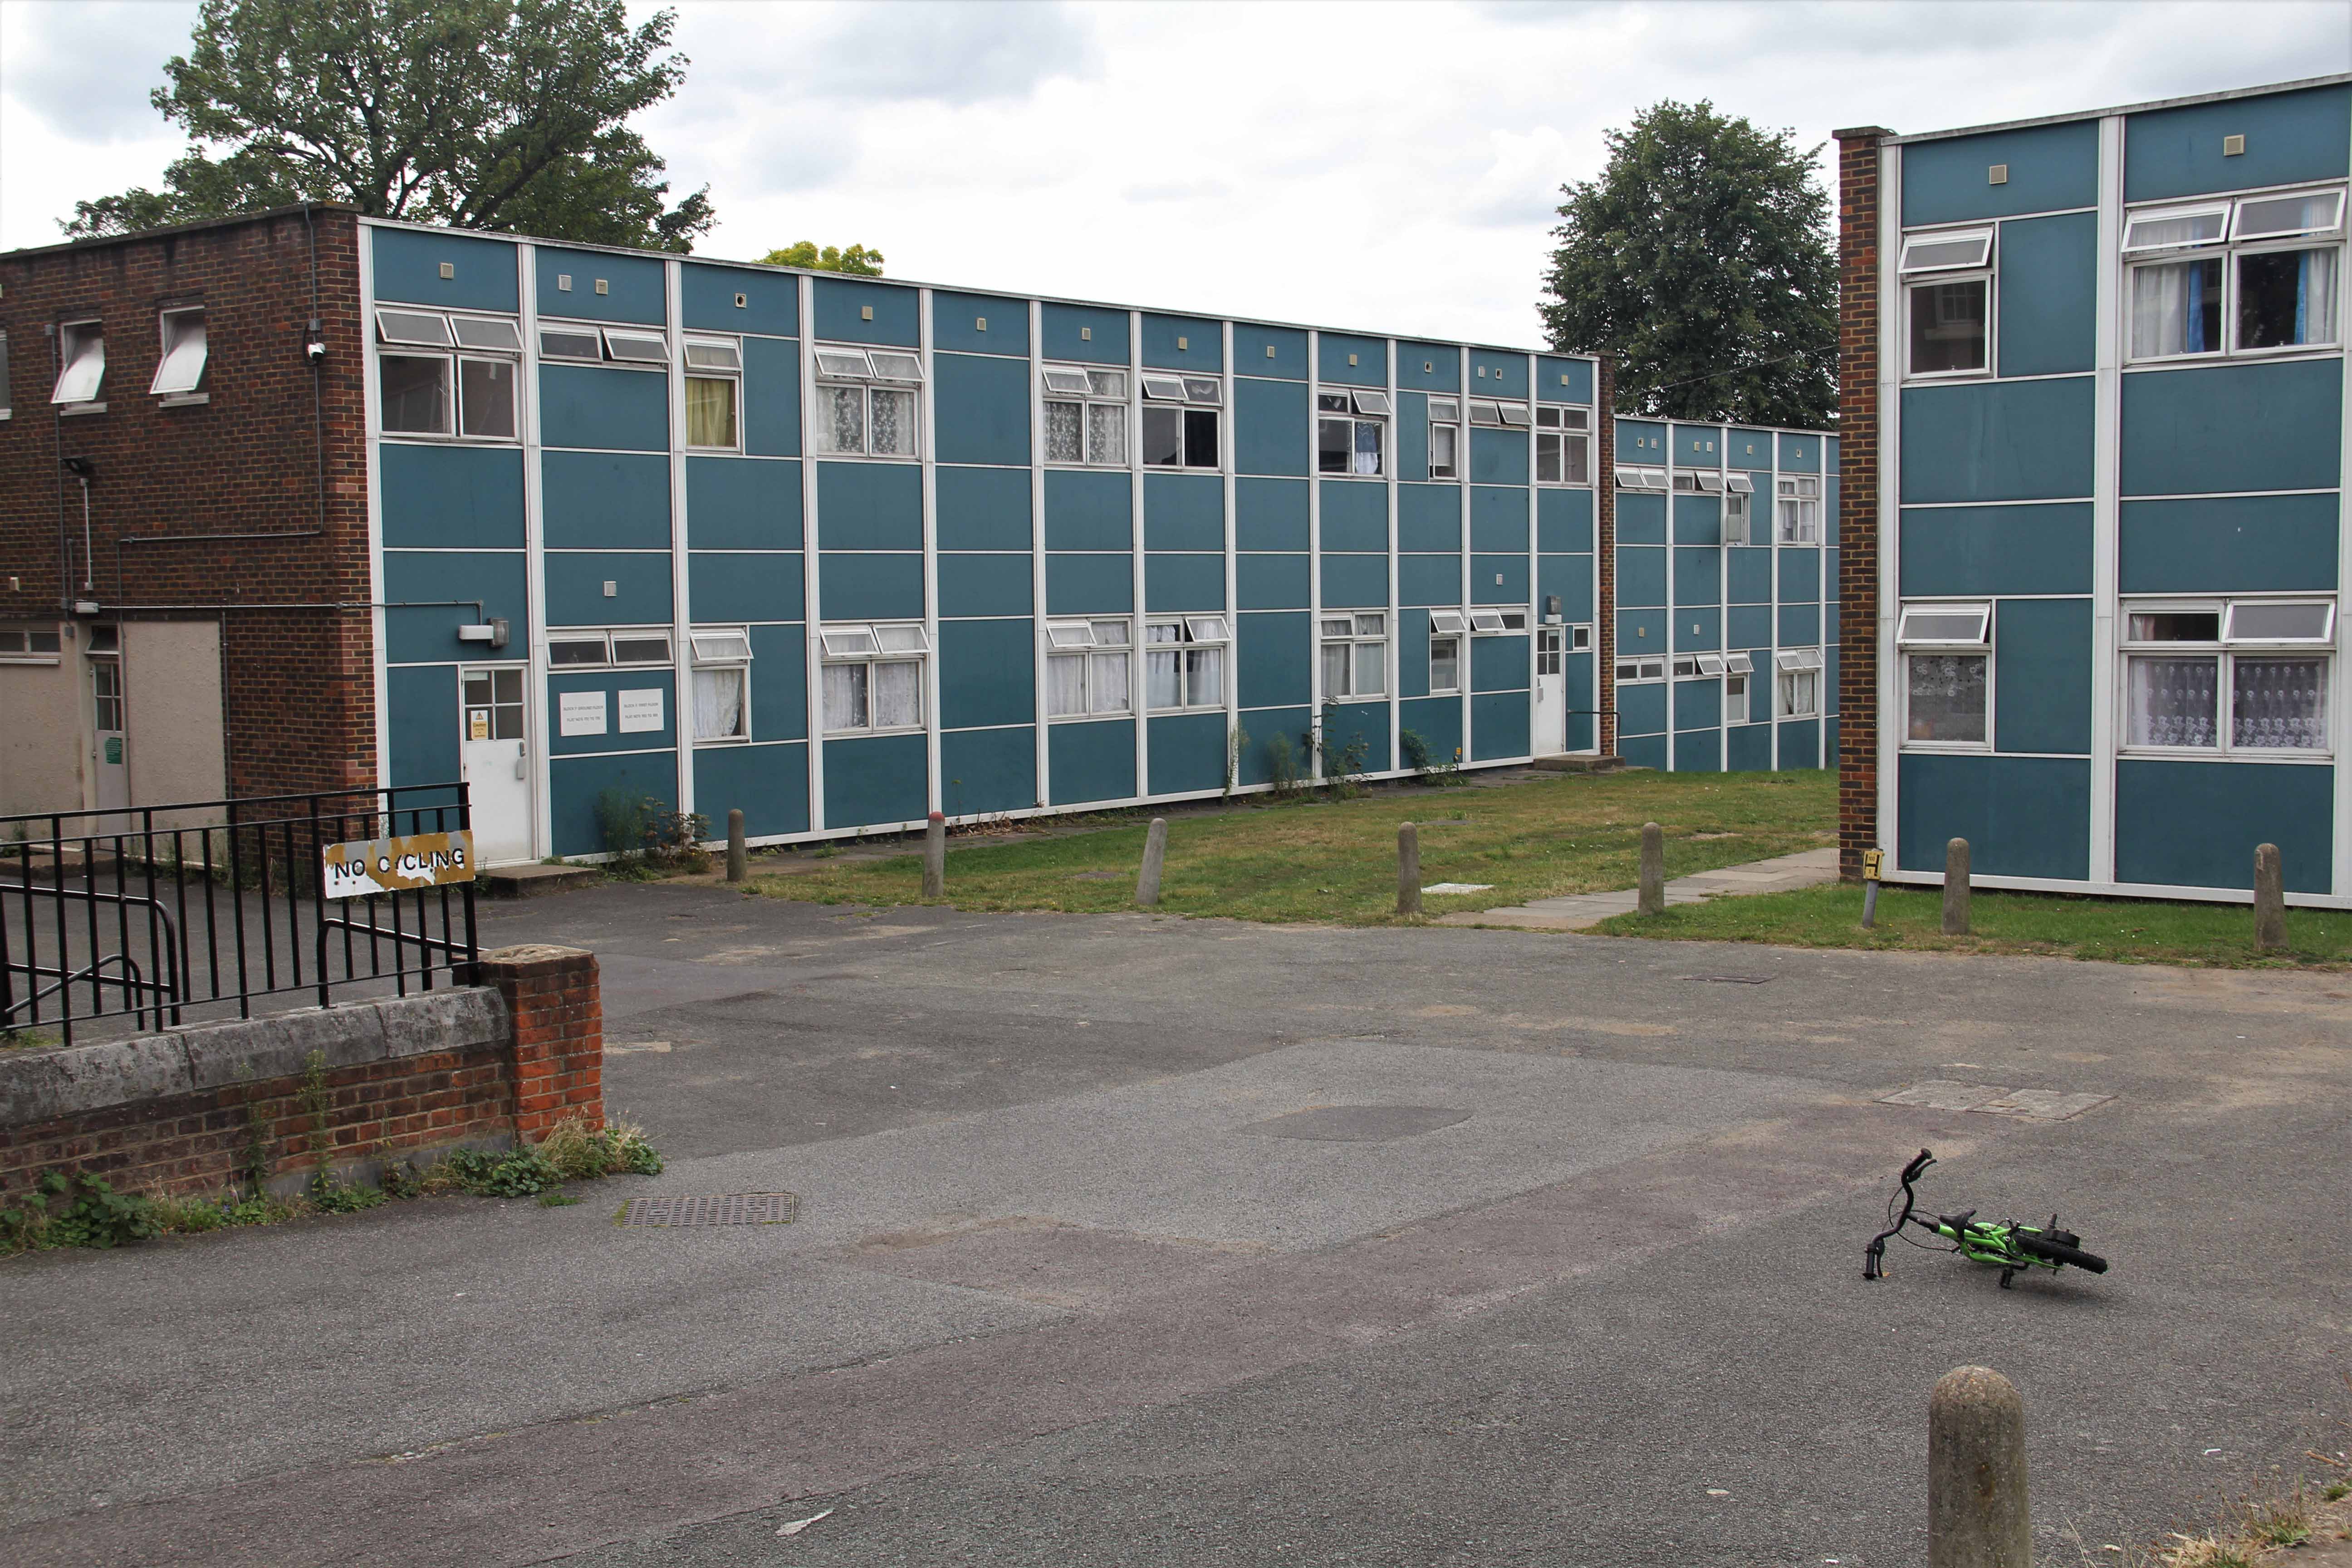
[1864,1149,1937,1281]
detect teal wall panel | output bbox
[1398,554,1461,608]
[546,669,677,756]
[931,291,1028,357]
[1901,118,2100,226]
[693,742,809,837]
[1323,701,1391,773]
[1467,352,1527,397]
[2119,493,2342,593]
[1677,607,1721,651]
[1470,429,1528,484]
[1900,377,2094,503]
[546,551,672,626]
[1321,553,1387,609]
[1618,546,1666,608]
[1538,554,1594,622]
[1236,708,1314,785]
[1320,480,1388,552]
[1399,485,1462,552]
[1567,651,1595,752]
[1672,494,1721,545]
[535,247,664,324]
[1618,419,1666,466]
[379,442,525,549]
[1994,598,2092,754]
[936,464,1033,550]
[1728,548,1773,605]
[385,665,460,789]
[1398,606,1431,697]
[1896,754,2090,878]
[1144,473,1225,551]
[1674,546,1721,606]
[1148,712,1229,794]
[938,618,1034,730]
[1040,303,1128,365]
[1779,547,1822,599]
[686,456,801,550]
[2120,359,2343,496]
[1620,735,1668,771]
[688,551,802,624]
[1471,692,1530,760]
[1676,677,1723,730]
[1239,552,1310,610]
[1472,633,1529,693]
[1618,492,1666,544]
[933,352,1031,466]
[1620,607,1666,654]
[812,278,919,347]
[1618,682,1666,736]
[818,551,923,621]
[1399,342,1460,392]
[1045,552,1133,615]
[1777,433,1823,473]
[1049,719,1135,804]
[1238,611,1310,708]
[937,552,1033,617]
[1044,469,1133,550]
[1778,719,1822,769]
[1538,356,1594,403]
[2116,760,2333,892]
[743,336,801,458]
[1236,477,1309,550]
[544,451,668,549]
[540,364,667,452]
[1397,697,1462,769]
[1146,553,1225,612]
[1674,730,1723,772]
[1318,333,1388,387]
[2125,83,2352,203]
[1536,487,1593,552]
[1727,723,1772,773]
[1728,428,1776,469]
[1141,313,1223,371]
[682,264,796,338]
[1235,325,1309,380]
[1472,485,1529,552]
[550,752,677,858]
[942,726,1037,816]
[372,228,518,312]
[1396,397,1426,490]
[823,732,929,826]
[1472,554,1528,606]
[818,461,924,550]
[383,550,526,663]
[1778,602,1822,647]
[1900,503,2093,596]
[749,624,806,740]
[1671,424,1726,466]
[1997,212,2097,378]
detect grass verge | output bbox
[750,769,1835,925]
[1590,881,2352,967]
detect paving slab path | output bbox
[1441,843,1842,930]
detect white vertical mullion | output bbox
[1877,142,1904,857]
[1389,344,1404,769]
[2338,107,2352,899]
[2089,112,2124,884]
[1223,320,1240,776]
[1524,350,1538,757]
[920,287,942,817]
[665,258,693,824]
[1308,329,1324,779]
[358,224,392,797]
[1768,436,1783,772]
[1720,424,1731,773]
[799,276,826,833]
[517,240,550,857]
[1665,425,1679,769]
[1129,311,1148,801]
[1031,301,1050,810]
[1458,343,1473,767]
[1589,360,1602,757]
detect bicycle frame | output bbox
[1864,1149,2078,1289]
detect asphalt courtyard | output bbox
[7,878,2349,1567]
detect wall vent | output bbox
[2222,134,2246,156]
[1987,163,2009,185]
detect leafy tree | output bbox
[758,242,886,277]
[1539,101,1836,427]
[63,0,714,252]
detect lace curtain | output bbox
[1906,654,1984,743]
[1090,651,1129,714]
[870,391,915,457]
[817,386,864,455]
[1047,653,1087,717]
[1146,650,1181,710]
[2127,656,2217,746]
[1088,404,1126,465]
[2232,657,2328,749]
[693,667,744,740]
[1044,402,1083,464]
[822,662,867,730]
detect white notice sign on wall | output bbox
[617,688,664,733]
[558,690,608,736]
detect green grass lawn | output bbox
[1593,880,2352,968]
[750,769,1834,926]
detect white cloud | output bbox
[5,0,196,143]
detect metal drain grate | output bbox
[620,1192,800,1228]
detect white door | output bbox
[1532,627,1566,755]
[90,656,129,815]
[459,667,533,864]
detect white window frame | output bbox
[1044,617,1135,720]
[2117,596,2337,759]
[811,342,923,461]
[819,620,930,735]
[1319,612,1390,701]
[51,320,105,406]
[546,629,676,668]
[1429,629,1463,695]
[1615,657,1665,684]
[687,626,754,745]
[1141,372,1222,471]
[1724,474,1755,545]
[1725,652,1755,725]
[2123,186,2347,364]
[684,334,742,452]
[1316,388,1387,477]
[1534,404,1591,485]
[1903,265,1994,380]
[0,624,64,664]
[1775,646,1824,718]
[1143,616,1229,712]
[1428,397,1462,480]
[1469,608,1509,635]
[538,323,606,361]
[1898,229,1995,274]
[602,327,669,366]
[1042,362,1132,468]
[150,306,208,398]
[376,307,522,442]
[1569,623,1592,651]
[1895,601,1994,647]
[1614,466,1667,491]
[1776,475,1822,544]
[1896,603,1993,752]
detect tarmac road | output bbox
[5,879,2347,1566]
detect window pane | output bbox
[1354,642,1386,696]
[2232,657,2328,749]
[1355,614,1384,636]
[1352,419,1383,476]
[377,309,453,347]
[1564,434,1590,484]
[1145,622,1182,644]
[2128,610,2220,642]
[823,662,868,730]
[871,389,916,456]
[1899,608,1988,644]
[458,358,516,438]
[1146,648,1181,708]
[1430,423,1457,476]
[380,355,449,433]
[686,375,737,448]
[1183,377,1222,405]
[2227,601,2332,642]
[814,385,864,454]
[2130,258,2223,357]
[1186,647,1222,707]
[1087,402,1127,466]
[1535,432,1562,483]
[1183,408,1220,469]
[2127,655,2218,746]
[874,624,928,653]
[1320,617,1352,638]
[693,666,745,740]
[1091,620,1130,646]
[1907,654,1986,743]
[1088,369,1127,399]
[538,327,602,360]
[2124,208,2227,251]
[1430,639,1459,692]
[1044,401,1084,463]
[1322,641,1350,698]
[1047,653,1087,717]
[1317,417,1352,474]
[2235,191,2343,240]
[1908,279,1987,373]
[874,661,922,727]
[2238,248,2337,349]
[1043,367,1091,395]
[1900,232,1993,271]
[868,350,923,382]
[1091,650,1130,713]
[549,639,608,666]
[1141,405,1182,466]
[152,314,208,394]
[612,635,671,663]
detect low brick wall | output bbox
[0,946,600,1200]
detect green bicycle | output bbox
[1864,1149,2109,1290]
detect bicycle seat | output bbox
[1938,1209,1978,1230]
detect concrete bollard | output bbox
[1137,817,1169,906]
[725,808,747,883]
[922,811,946,899]
[2253,843,2286,952]
[1637,822,1666,916]
[1929,1365,2030,1568]
[1397,822,1421,917]
[1942,838,1971,936]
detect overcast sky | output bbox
[3,1,2347,346]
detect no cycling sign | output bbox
[321,831,476,899]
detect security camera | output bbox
[305,339,326,361]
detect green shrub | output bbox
[2,1170,164,1250]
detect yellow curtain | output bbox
[686,377,736,448]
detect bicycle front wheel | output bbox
[2016,1234,2108,1274]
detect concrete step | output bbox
[478,862,601,899]
[1529,754,1624,774]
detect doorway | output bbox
[1532,626,1566,755]
[459,666,533,864]
[89,642,128,816]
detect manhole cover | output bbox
[1682,974,1772,985]
[1241,1105,1471,1142]
[620,1193,800,1227]
[1879,1081,2112,1122]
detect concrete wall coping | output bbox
[0,987,508,1131]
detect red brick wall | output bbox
[1834,129,1892,881]
[480,944,604,1139]
[0,206,375,802]
[1597,356,1617,757]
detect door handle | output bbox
[514,741,528,780]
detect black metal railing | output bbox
[1,784,479,1046]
